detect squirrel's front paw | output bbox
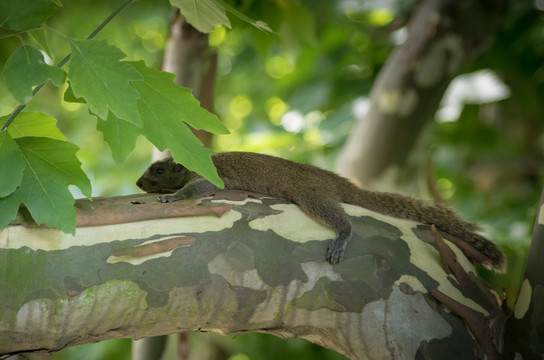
[158,194,182,203]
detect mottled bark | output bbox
[506,188,544,357]
[335,0,506,190]
[0,193,507,359]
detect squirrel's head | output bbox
[136,158,189,193]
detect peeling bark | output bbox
[0,193,508,359]
[335,0,506,190]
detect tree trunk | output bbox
[506,188,544,357]
[0,193,507,359]
[335,0,506,192]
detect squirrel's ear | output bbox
[175,163,184,171]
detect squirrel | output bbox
[136,151,505,272]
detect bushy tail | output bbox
[344,188,506,272]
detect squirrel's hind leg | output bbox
[292,195,352,264]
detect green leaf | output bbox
[28,28,53,58]
[170,0,274,33]
[0,0,61,31]
[2,111,66,140]
[137,100,223,187]
[97,112,141,166]
[170,0,231,33]
[130,62,225,187]
[68,39,142,124]
[0,137,92,233]
[130,61,228,135]
[63,83,86,104]
[214,0,275,33]
[2,46,66,104]
[0,131,25,197]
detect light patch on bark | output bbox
[208,253,264,290]
[387,215,489,316]
[377,89,402,116]
[244,263,342,326]
[106,236,194,265]
[305,310,362,357]
[248,282,296,324]
[514,279,532,319]
[1,210,242,251]
[300,261,343,284]
[375,88,418,117]
[360,286,452,359]
[211,197,265,205]
[394,275,428,294]
[249,204,335,242]
[12,281,147,340]
[398,88,419,117]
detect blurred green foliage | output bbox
[2,0,543,358]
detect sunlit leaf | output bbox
[2,46,66,104]
[170,0,231,33]
[130,62,225,187]
[170,0,274,33]
[0,131,24,197]
[2,112,66,140]
[97,112,141,166]
[215,0,275,33]
[68,39,142,124]
[130,61,228,135]
[0,137,92,234]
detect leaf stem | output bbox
[1,0,136,131]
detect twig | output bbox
[1,0,135,131]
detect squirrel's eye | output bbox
[156,168,164,175]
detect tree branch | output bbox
[0,193,507,359]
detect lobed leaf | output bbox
[214,0,275,33]
[131,62,225,187]
[63,83,86,104]
[136,98,223,187]
[130,61,228,135]
[68,39,142,124]
[3,111,66,140]
[170,0,231,33]
[2,46,66,104]
[97,112,140,166]
[0,131,25,197]
[0,137,91,234]
[170,0,274,33]
[0,0,61,31]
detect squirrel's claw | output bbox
[327,240,346,265]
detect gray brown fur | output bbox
[136,152,505,271]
